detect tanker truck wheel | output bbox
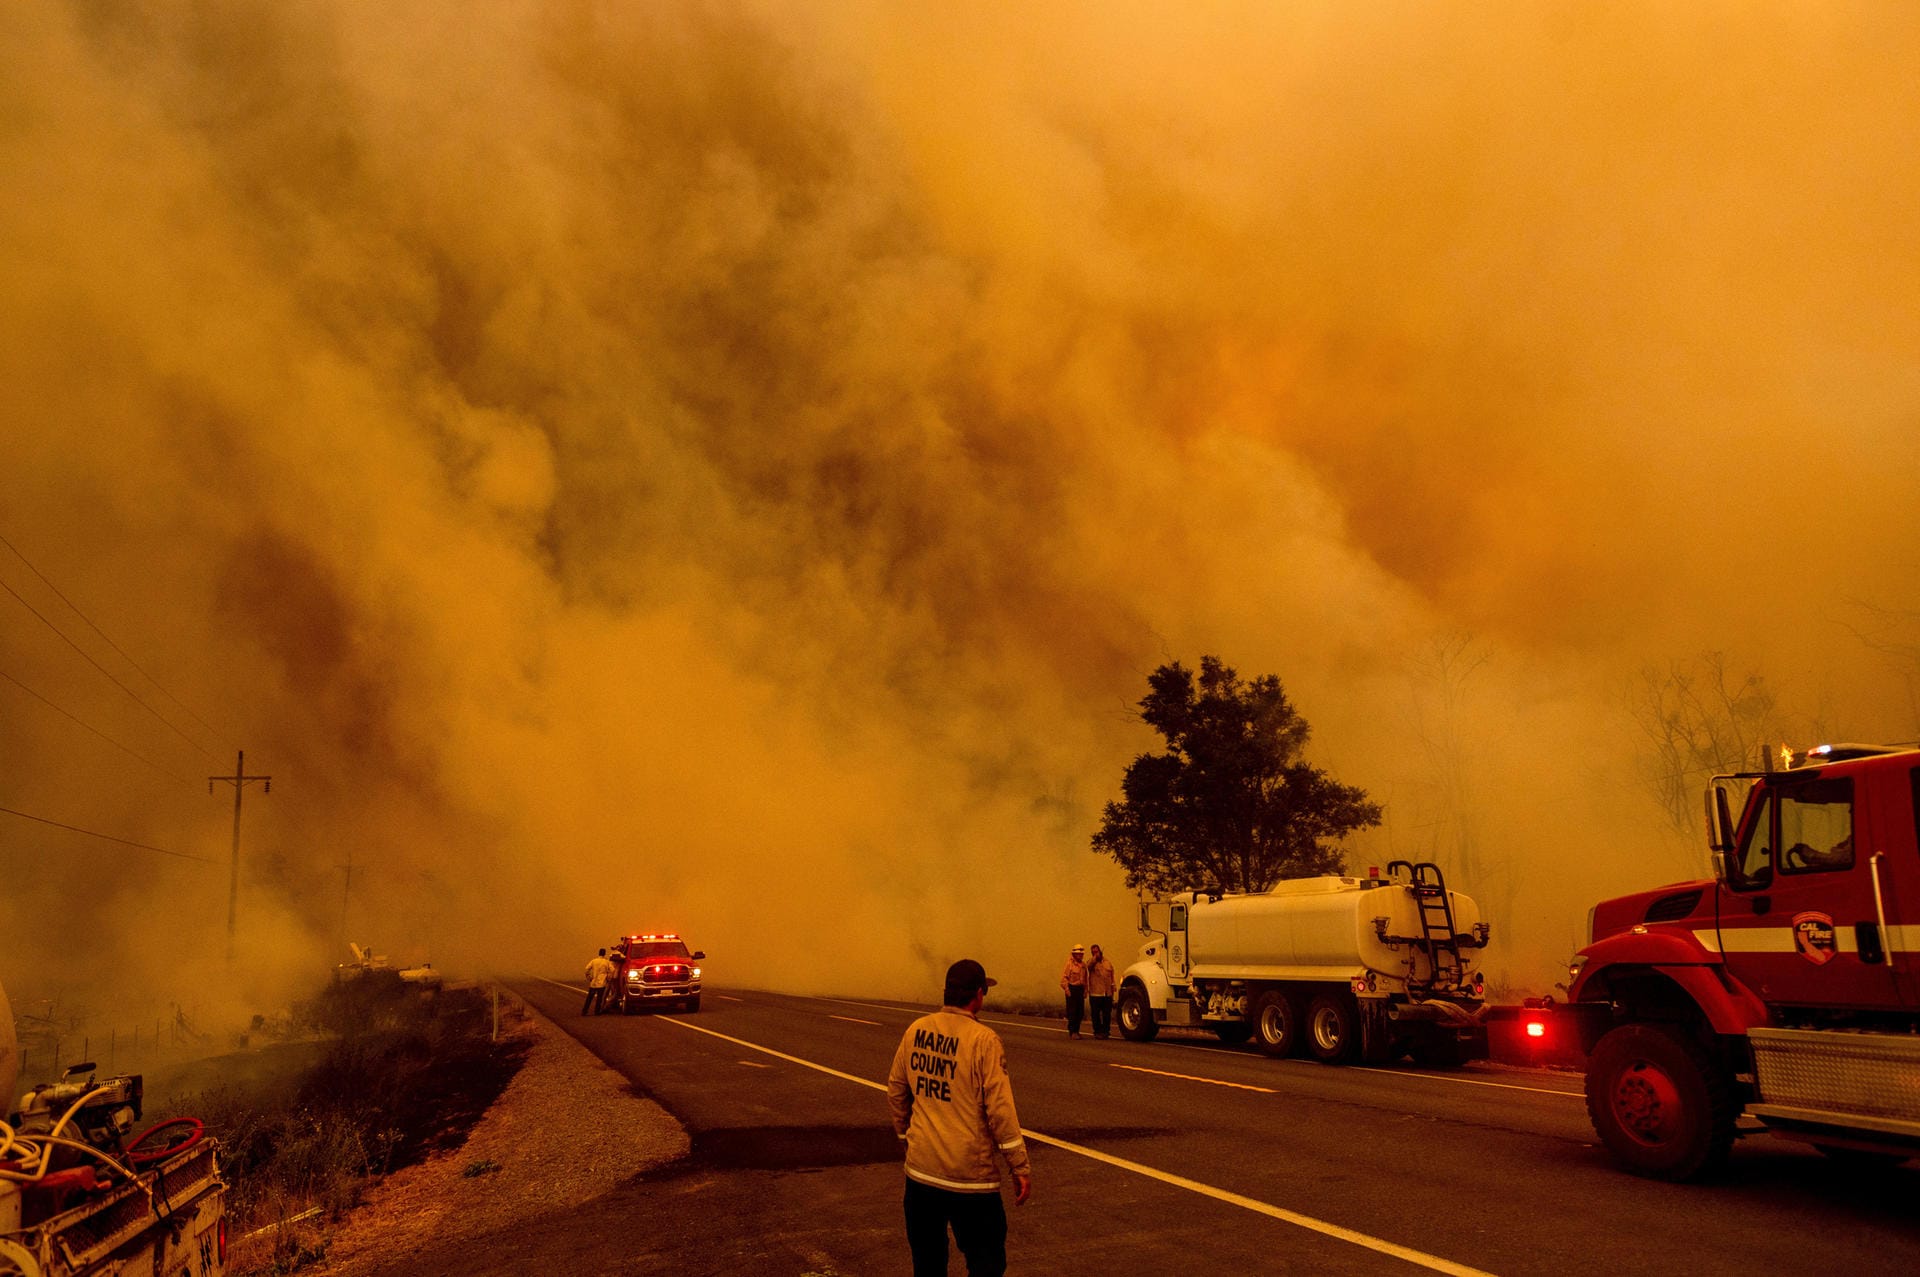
[1585,1023,1736,1181]
[1250,990,1302,1057]
[1305,992,1359,1065]
[1117,987,1158,1042]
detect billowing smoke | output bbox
[3,3,1918,1023]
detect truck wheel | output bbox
[1213,1023,1253,1046]
[1306,992,1359,1065]
[1117,987,1158,1042]
[1250,990,1302,1058]
[1585,1023,1736,1181]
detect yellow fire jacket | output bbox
[585,956,616,989]
[886,1007,1030,1192]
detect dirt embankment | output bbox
[242,992,686,1276]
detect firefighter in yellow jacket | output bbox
[887,958,1032,1276]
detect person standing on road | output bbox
[583,948,616,1016]
[1085,944,1116,1039]
[1060,944,1088,1039]
[887,958,1032,1277]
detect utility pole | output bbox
[210,750,271,964]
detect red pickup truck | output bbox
[607,933,706,1014]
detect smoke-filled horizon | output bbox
[4,2,1919,1022]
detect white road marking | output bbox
[1367,1069,1581,1099]
[982,1016,1068,1035]
[652,1015,1498,1277]
[1110,1063,1276,1093]
[812,995,1068,1035]
[738,1060,771,1069]
[536,979,1573,1099]
[715,994,743,1002]
[831,1014,882,1027]
[816,995,922,1014]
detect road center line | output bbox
[715,994,743,1002]
[1109,1063,1276,1093]
[651,1014,1497,1277]
[830,1014,882,1026]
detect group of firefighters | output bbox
[1055,941,1116,1039]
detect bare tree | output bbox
[1627,652,1785,833]
[1401,633,1509,926]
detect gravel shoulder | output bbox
[274,993,688,1276]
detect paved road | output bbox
[426,980,1919,1276]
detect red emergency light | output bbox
[1525,1020,1546,1039]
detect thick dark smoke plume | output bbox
[3,3,1919,1019]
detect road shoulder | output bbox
[298,991,688,1276]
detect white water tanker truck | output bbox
[1116,860,1492,1065]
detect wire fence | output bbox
[14,1004,217,1092]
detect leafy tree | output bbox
[1092,656,1381,895]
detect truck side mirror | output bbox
[1138,902,1150,932]
[1704,784,1736,855]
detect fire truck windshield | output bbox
[628,940,692,960]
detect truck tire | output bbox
[1305,992,1359,1065]
[1585,1023,1736,1181]
[1251,990,1302,1058]
[1213,1023,1253,1046]
[1117,987,1158,1042]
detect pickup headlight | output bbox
[1568,954,1588,984]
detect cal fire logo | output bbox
[1793,911,1837,965]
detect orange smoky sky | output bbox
[2,2,1919,1015]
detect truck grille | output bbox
[1750,1027,1920,1122]
[641,964,689,985]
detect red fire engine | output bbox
[1533,743,1920,1179]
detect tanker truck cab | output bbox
[1117,865,1491,1066]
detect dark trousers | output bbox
[1089,994,1112,1038]
[1064,987,1085,1035]
[582,985,606,1016]
[904,1178,1006,1277]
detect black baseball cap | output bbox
[943,958,996,1000]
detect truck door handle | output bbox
[1751,895,1770,915]
[1856,922,1885,965]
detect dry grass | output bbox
[256,997,687,1276]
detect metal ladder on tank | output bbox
[1387,860,1464,990]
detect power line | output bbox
[0,803,215,863]
[0,664,198,787]
[0,527,228,747]
[0,573,218,762]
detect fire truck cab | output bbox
[1557,743,1920,1179]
